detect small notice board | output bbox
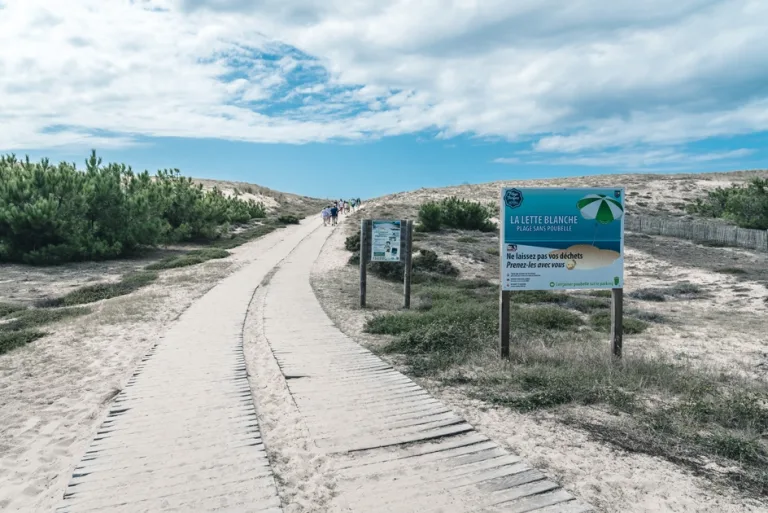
[371,220,402,262]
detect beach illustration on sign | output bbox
[549,193,623,270]
[549,244,621,270]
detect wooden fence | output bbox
[625,215,768,252]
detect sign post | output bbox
[499,187,625,358]
[403,220,413,309]
[359,219,372,308]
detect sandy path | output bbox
[54,217,325,512]
[256,222,591,512]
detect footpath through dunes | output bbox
[261,225,592,512]
[56,217,324,513]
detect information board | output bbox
[371,220,402,262]
[500,187,624,291]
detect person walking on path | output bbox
[330,203,339,226]
[322,206,331,226]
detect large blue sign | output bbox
[500,187,625,291]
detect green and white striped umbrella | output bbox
[576,194,624,224]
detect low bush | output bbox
[345,233,361,252]
[417,197,495,232]
[278,214,300,225]
[686,178,768,229]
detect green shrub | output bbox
[0,152,266,264]
[278,214,300,224]
[417,202,443,232]
[687,178,768,229]
[417,197,494,232]
[413,249,459,277]
[345,233,361,252]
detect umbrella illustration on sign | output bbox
[577,193,624,246]
[577,194,624,224]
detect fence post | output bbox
[611,288,623,358]
[359,220,371,308]
[403,220,413,309]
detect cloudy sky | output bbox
[1,0,767,196]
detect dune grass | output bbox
[146,248,230,271]
[0,306,91,355]
[37,272,158,308]
[364,276,768,496]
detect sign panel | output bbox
[500,188,624,291]
[371,220,402,262]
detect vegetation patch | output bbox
[145,248,230,270]
[0,302,25,318]
[417,197,495,232]
[0,152,266,264]
[277,214,300,224]
[629,282,705,302]
[686,178,768,229]
[589,311,650,334]
[0,330,46,355]
[38,271,158,308]
[361,268,767,495]
[717,267,747,275]
[211,222,281,250]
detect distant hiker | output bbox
[322,206,331,226]
[330,204,339,226]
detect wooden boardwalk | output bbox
[262,226,592,513]
[56,219,324,513]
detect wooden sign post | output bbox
[359,219,413,309]
[403,220,413,309]
[611,288,623,358]
[359,219,372,308]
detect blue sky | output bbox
[2,0,768,198]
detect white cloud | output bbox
[516,148,756,169]
[1,0,767,161]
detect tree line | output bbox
[0,151,267,264]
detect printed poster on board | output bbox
[500,188,624,291]
[371,220,402,262]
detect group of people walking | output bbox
[322,198,361,226]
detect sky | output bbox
[1,0,767,198]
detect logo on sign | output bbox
[614,190,621,198]
[506,244,517,252]
[504,188,523,209]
